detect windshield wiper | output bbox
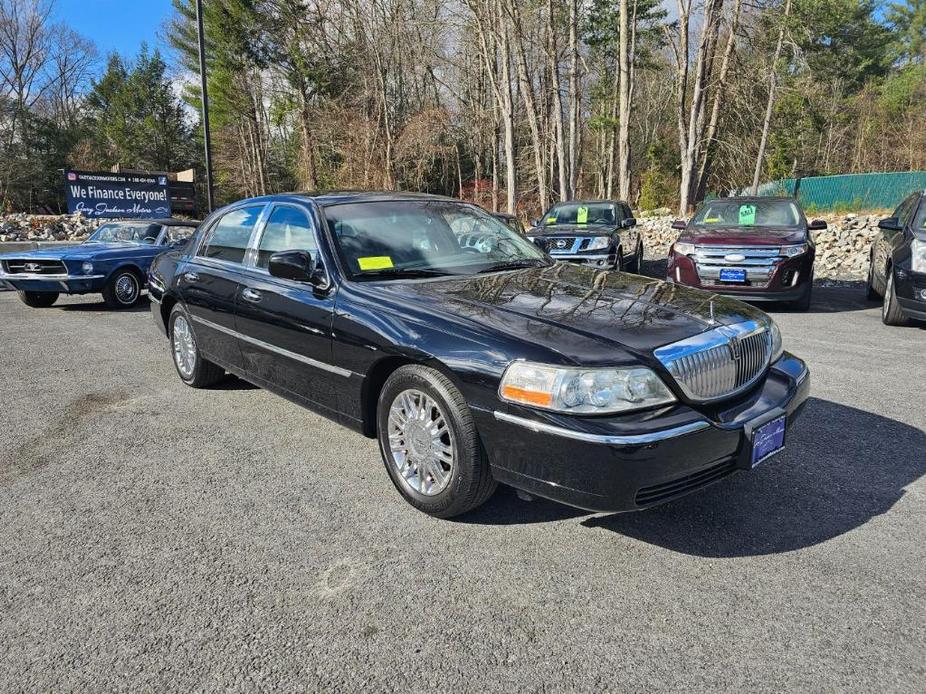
[478,259,548,273]
[357,268,452,279]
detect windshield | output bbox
[324,200,549,280]
[691,200,801,228]
[88,222,162,244]
[541,202,616,227]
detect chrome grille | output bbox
[693,245,783,288]
[654,320,772,402]
[547,237,578,253]
[1,259,67,275]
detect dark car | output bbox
[866,189,926,326]
[148,192,809,518]
[492,211,524,235]
[0,218,199,309]
[526,200,643,272]
[667,197,824,311]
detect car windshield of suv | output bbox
[541,202,616,227]
[87,222,161,244]
[325,200,550,280]
[692,200,800,228]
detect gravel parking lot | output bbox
[0,283,923,692]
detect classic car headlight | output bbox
[912,238,926,273]
[499,361,676,414]
[769,320,783,363]
[81,261,94,274]
[585,237,611,251]
[780,243,809,258]
[673,241,695,255]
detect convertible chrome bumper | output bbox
[0,271,105,281]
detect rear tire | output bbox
[377,365,497,518]
[17,291,58,308]
[169,305,225,387]
[102,269,142,308]
[881,270,909,326]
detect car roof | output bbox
[229,191,461,208]
[708,196,797,203]
[549,199,628,206]
[106,218,200,226]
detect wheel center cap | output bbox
[407,423,430,458]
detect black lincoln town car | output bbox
[148,192,809,518]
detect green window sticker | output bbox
[738,204,756,225]
[545,215,557,224]
[576,206,589,224]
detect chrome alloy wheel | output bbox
[172,315,197,378]
[115,273,139,304]
[387,389,454,496]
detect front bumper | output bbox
[667,251,812,301]
[0,271,106,294]
[550,253,616,268]
[896,269,926,321]
[477,352,810,512]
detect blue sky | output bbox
[53,0,175,60]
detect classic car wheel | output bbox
[169,306,225,387]
[377,365,496,518]
[881,270,909,326]
[17,291,58,308]
[102,270,141,308]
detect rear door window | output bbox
[198,206,263,264]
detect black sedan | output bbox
[526,200,643,272]
[867,189,926,325]
[148,192,809,518]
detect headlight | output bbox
[769,321,783,362]
[81,261,94,274]
[673,241,695,255]
[499,361,676,414]
[586,237,611,251]
[780,244,808,258]
[912,238,926,273]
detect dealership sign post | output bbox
[64,170,172,219]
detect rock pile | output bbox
[638,212,885,281]
[0,213,98,243]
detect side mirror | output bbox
[268,249,323,285]
[808,219,828,231]
[671,219,688,230]
[878,217,900,231]
[622,217,637,228]
[530,219,540,228]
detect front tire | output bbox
[169,305,225,387]
[377,365,496,518]
[17,291,58,308]
[881,270,909,326]
[866,260,881,301]
[102,269,142,308]
[792,279,812,311]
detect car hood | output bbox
[528,224,617,237]
[0,241,148,261]
[365,263,767,364]
[679,226,806,245]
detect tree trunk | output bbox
[617,0,631,201]
[752,0,792,193]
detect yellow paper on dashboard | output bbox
[357,256,394,270]
[576,206,589,224]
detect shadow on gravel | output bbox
[210,374,259,390]
[57,297,152,313]
[583,397,926,557]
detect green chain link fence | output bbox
[752,171,926,212]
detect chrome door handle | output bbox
[183,272,199,282]
[241,288,262,303]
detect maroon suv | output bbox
[667,197,824,310]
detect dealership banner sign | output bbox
[65,170,172,219]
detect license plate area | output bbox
[719,268,747,283]
[751,415,786,467]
